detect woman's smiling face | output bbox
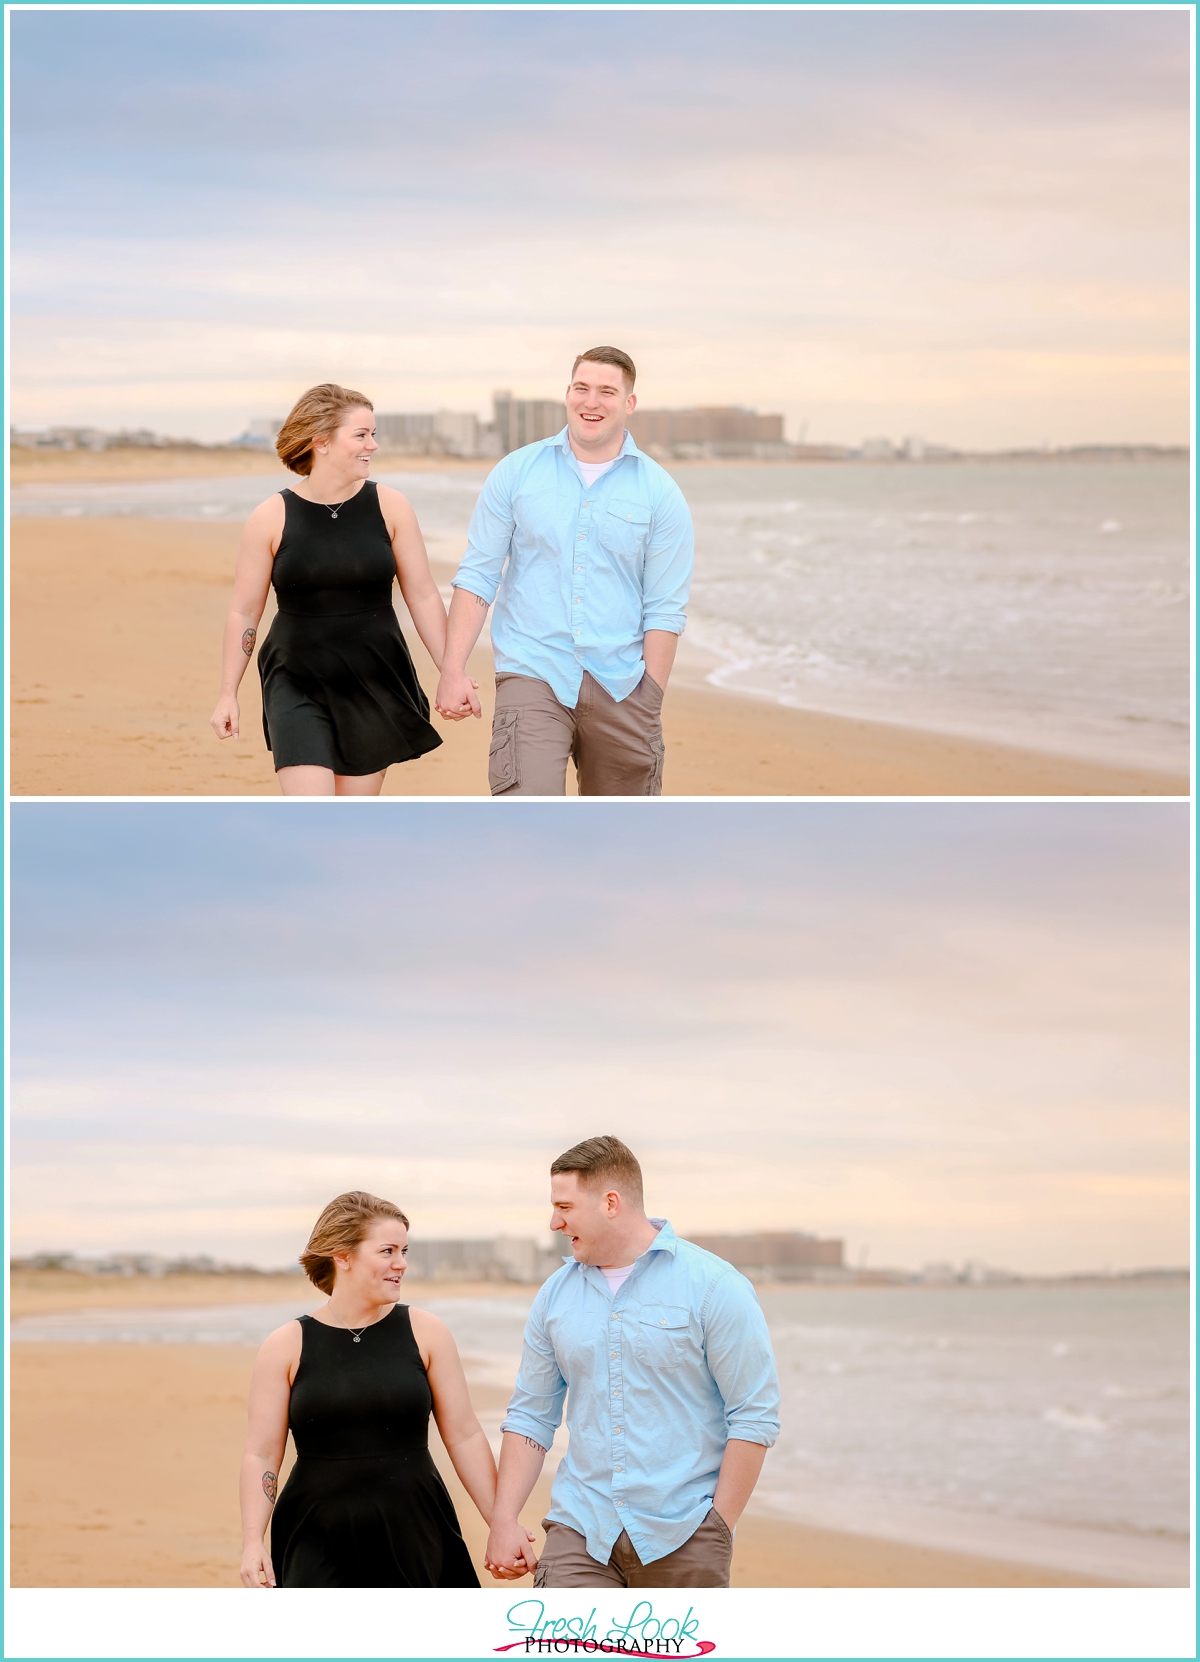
[317,406,378,477]
[335,1215,409,1299]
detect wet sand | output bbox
[7,1272,1109,1590]
[11,516,1184,797]
[9,1342,1104,1589]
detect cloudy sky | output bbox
[9,802,1189,1275]
[9,8,1190,447]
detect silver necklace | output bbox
[347,1324,369,1343]
[315,494,353,519]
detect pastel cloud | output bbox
[9,804,1190,1273]
[8,10,1189,445]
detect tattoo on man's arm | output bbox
[241,627,256,657]
[262,1471,278,1504]
[520,1437,547,1454]
[474,594,489,609]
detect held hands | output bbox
[434,669,482,722]
[210,696,241,740]
[240,1542,276,1587]
[483,1517,540,1581]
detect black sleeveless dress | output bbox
[257,481,443,776]
[270,1306,479,1588]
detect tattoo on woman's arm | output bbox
[520,1437,547,1454]
[241,627,256,657]
[474,594,488,609]
[262,1471,278,1504]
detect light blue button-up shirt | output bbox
[501,1219,780,1568]
[451,429,694,709]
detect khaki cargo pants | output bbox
[533,1509,733,1588]
[488,671,665,797]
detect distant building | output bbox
[11,425,114,452]
[228,416,283,450]
[432,410,480,457]
[627,406,788,460]
[375,412,436,449]
[493,391,567,454]
[393,1236,563,1283]
[10,425,193,452]
[11,1250,291,1277]
[684,1230,844,1279]
[373,410,494,458]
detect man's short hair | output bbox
[571,346,636,389]
[551,1135,644,1205]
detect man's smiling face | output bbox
[550,1170,615,1264]
[565,359,636,455]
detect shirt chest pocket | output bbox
[598,499,652,562]
[634,1305,692,1370]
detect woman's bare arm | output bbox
[411,1307,501,1527]
[377,485,453,674]
[211,495,284,741]
[239,1320,301,1588]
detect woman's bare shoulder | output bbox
[258,1316,305,1361]
[246,491,287,530]
[407,1305,452,1345]
[374,482,416,520]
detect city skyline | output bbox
[10,803,1190,1276]
[10,9,1189,448]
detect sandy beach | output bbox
[9,1272,1108,1590]
[11,511,1183,798]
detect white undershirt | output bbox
[576,456,618,487]
[601,1262,637,1295]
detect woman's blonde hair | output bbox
[276,383,374,477]
[299,1190,409,1295]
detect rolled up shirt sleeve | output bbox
[501,1289,568,1450]
[451,459,515,606]
[701,1270,781,1447]
[640,484,693,637]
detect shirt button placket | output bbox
[573,495,590,660]
[611,1301,625,1520]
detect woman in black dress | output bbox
[239,1191,517,1588]
[210,384,472,795]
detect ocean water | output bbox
[752,1282,1190,1545]
[680,460,1191,774]
[11,459,1190,771]
[13,1281,1188,1578]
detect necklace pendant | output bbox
[353,1334,361,1342]
[331,510,339,518]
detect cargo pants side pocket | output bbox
[489,707,522,795]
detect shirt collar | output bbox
[551,426,642,463]
[561,1217,678,1268]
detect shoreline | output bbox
[10,446,1188,488]
[8,1275,1185,1587]
[7,1270,523,1320]
[664,651,1188,791]
[11,517,1185,797]
[10,1342,1124,1589]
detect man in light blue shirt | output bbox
[484,1136,780,1588]
[434,349,694,796]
